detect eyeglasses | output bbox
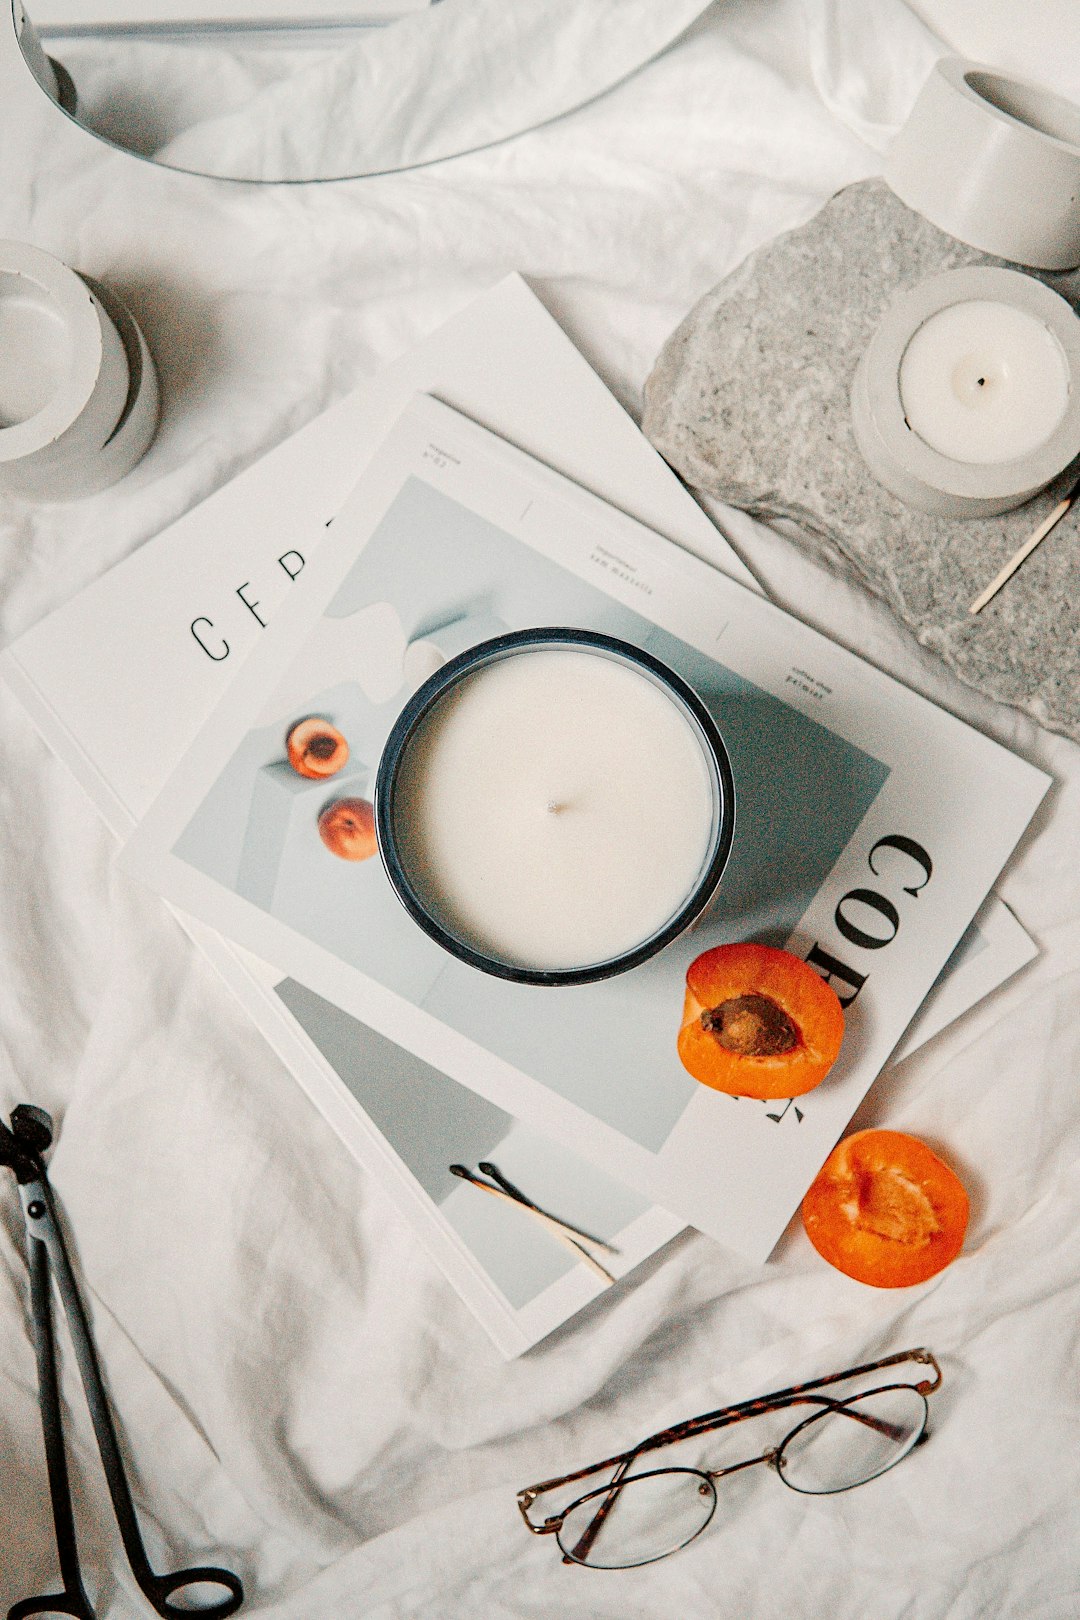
[516,1346,941,1569]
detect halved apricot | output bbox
[318,798,377,862]
[802,1129,969,1288]
[286,718,349,780]
[677,943,844,1100]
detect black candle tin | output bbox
[374,628,735,987]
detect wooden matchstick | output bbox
[969,474,1080,615]
[448,1166,617,1284]
[476,1161,618,1253]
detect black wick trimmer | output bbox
[0,1104,244,1620]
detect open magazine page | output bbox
[120,394,1051,1259]
[0,281,1040,1350]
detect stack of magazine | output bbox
[3,276,1047,1355]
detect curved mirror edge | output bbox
[11,0,713,183]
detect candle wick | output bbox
[977,377,986,387]
[546,800,564,815]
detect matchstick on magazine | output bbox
[449,1164,618,1284]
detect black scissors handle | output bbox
[141,1568,245,1618]
[9,1599,95,1619]
[9,1218,95,1620]
[8,1555,243,1620]
[11,1174,243,1620]
[10,1571,244,1620]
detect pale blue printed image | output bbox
[274,978,651,1309]
[175,478,889,1156]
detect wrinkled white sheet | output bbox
[3,3,1080,1616]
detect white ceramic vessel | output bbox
[0,240,159,501]
[851,266,1080,519]
[885,57,1080,271]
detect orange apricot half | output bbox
[677,943,844,1100]
[286,718,350,780]
[802,1129,969,1288]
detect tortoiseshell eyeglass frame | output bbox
[516,1347,942,1568]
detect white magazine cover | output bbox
[1,279,1038,1351]
[119,392,1051,1260]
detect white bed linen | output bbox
[3,3,1080,1615]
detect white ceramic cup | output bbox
[0,240,159,501]
[885,58,1080,271]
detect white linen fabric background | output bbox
[3,2,1080,1616]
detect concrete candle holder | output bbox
[885,58,1080,272]
[851,267,1080,518]
[0,240,158,502]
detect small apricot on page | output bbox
[318,798,378,861]
[286,717,350,779]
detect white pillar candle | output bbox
[899,300,1070,464]
[386,640,726,976]
[851,267,1080,518]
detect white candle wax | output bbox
[899,299,1070,464]
[393,647,717,972]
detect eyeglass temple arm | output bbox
[692,1347,939,1424]
[672,1347,940,1445]
[561,1453,638,1566]
[517,1348,941,1519]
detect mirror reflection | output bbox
[14,0,712,183]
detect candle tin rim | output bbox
[856,266,1080,504]
[374,627,736,988]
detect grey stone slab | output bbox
[642,179,1080,740]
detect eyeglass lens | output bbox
[776,1385,928,1495]
[557,1467,717,1569]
